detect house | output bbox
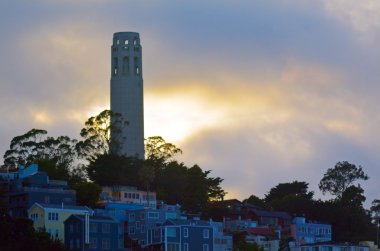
[1,164,76,218]
[144,219,232,251]
[250,209,292,229]
[101,186,156,209]
[246,227,279,251]
[290,217,332,245]
[64,214,127,251]
[290,241,370,251]
[95,201,182,249]
[28,202,92,241]
[224,217,258,232]
[160,219,215,251]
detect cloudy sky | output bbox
[1,0,380,206]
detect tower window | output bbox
[123,57,129,76]
[125,40,129,45]
[113,57,118,75]
[134,57,139,76]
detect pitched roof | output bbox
[69,214,116,223]
[32,203,91,211]
[249,227,274,236]
[164,219,212,227]
[252,209,291,219]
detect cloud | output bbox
[1,0,380,207]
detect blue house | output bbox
[95,201,182,249]
[64,214,127,251]
[290,217,332,245]
[0,164,76,218]
[155,219,215,251]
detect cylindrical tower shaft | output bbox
[110,32,144,158]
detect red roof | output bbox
[249,227,273,236]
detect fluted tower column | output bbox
[110,32,144,158]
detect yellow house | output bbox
[28,202,92,242]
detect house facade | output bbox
[28,202,91,241]
[290,217,332,245]
[290,242,370,251]
[101,186,156,209]
[1,164,76,218]
[64,214,127,251]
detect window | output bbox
[90,238,97,248]
[118,224,123,234]
[90,222,97,233]
[48,229,52,237]
[102,239,111,249]
[203,244,209,251]
[31,213,39,222]
[184,243,189,251]
[70,224,74,233]
[55,229,59,239]
[154,229,159,238]
[183,227,188,238]
[141,225,146,233]
[140,212,145,219]
[102,223,110,233]
[113,57,118,75]
[129,213,135,221]
[48,212,58,221]
[119,238,124,248]
[76,239,80,248]
[167,228,176,237]
[129,226,135,235]
[203,229,209,239]
[166,213,177,219]
[136,221,140,229]
[167,243,179,251]
[148,212,159,219]
[69,240,73,249]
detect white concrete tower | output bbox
[110,32,144,158]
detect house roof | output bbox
[30,203,91,212]
[252,209,291,219]
[249,227,274,236]
[300,241,369,248]
[66,214,116,223]
[164,219,212,227]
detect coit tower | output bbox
[110,32,144,159]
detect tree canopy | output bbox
[318,161,368,198]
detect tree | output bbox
[243,195,267,209]
[319,161,368,197]
[340,185,366,208]
[0,215,66,251]
[182,165,209,212]
[264,181,314,216]
[371,199,380,223]
[265,181,314,203]
[232,231,264,251]
[76,110,127,160]
[73,181,102,208]
[144,136,182,162]
[3,129,78,172]
[86,154,141,187]
[3,129,48,166]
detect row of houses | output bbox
[0,164,375,251]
